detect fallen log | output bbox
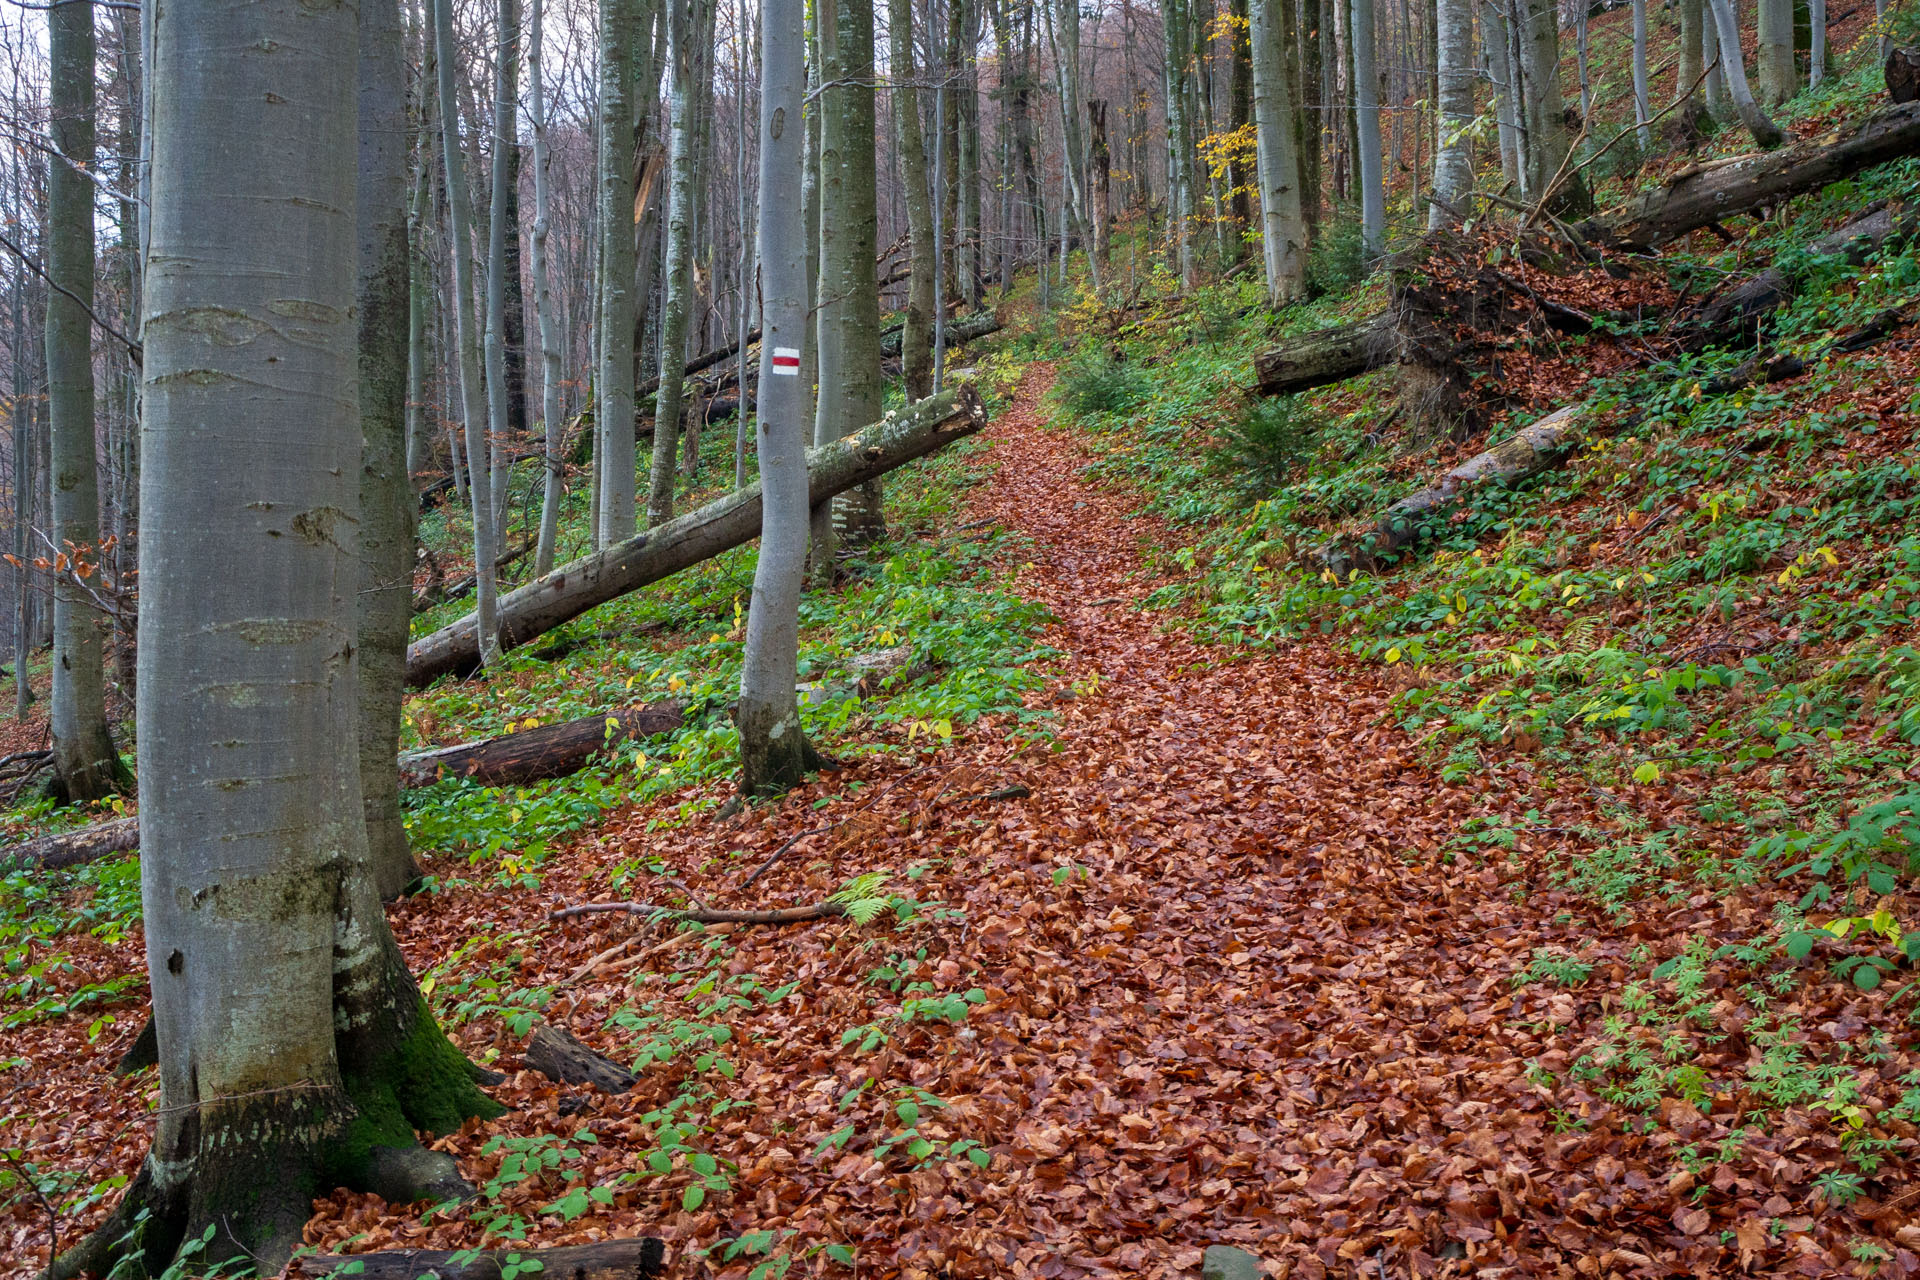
[407,386,989,686]
[2,817,140,873]
[1598,100,1920,251]
[1322,405,1584,575]
[397,703,684,788]
[880,311,1002,357]
[2,704,683,871]
[524,1023,638,1092]
[1253,312,1400,397]
[1677,203,1913,350]
[299,1238,665,1280]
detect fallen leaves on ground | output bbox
[6,365,1918,1279]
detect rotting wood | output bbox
[523,1023,638,1092]
[396,703,683,788]
[296,1237,666,1280]
[1321,405,1585,575]
[407,387,989,686]
[1252,312,1400,396]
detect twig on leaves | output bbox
[550,899,847,926]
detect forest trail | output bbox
[329,366,1686,1276]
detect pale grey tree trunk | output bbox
[52,6,497,1274]
[889,0,938,398]
[1161,0,1196,285]
[1431,0,1474,226]
[46,0,124,803]
[649,0,699,527]
[434,0,504,665]
[1810,0,1826,86]
[1633,0,1652,148]
[359,0,424,900]
[1574,3,1592,120]
[530,0,567,575]
[801,7,821,434]
[11,223,32,720]
[1758,0,1795,105]
[597,0,639,544]
[1677,0,1707,126]
[734,0,755,489]
[1518,0,1588,210]
[1703,0,1726,114]
[1251,0,1308,298]
[406,157,435,482]
[484,0,522,541]
[1049,0,1102,292]
[1706,0,1786,146]
[1350,0,1386,257]
[811,0,884,571]
[739,0,828,796]
[1484,0,1520,188]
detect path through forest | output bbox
[7,369,1737,1278]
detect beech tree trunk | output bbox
[1430,0,1475,227]
[598,0,641,545]
[434,0,505,665]
[648,0,699,527]
[1518,0,1590,211]
[530,0,567,575]
[739,0,830,795]
[1758,0,1796,105]
[1350,0,1386,257]
[1706,0,1786,147]
[813,0,886,566]
[1633,0,1652,148]
[1253,0,1310,299]
[47,0,124,804]
[359,0,425,901]
[54,8,498,1274]
[408,389,987,684]
[889,0,939,398]
[1677,0,1708,128]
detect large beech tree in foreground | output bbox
[53,6,497,1275]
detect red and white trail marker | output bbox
[771,347,801,375]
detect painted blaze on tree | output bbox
[52,5,498,1277]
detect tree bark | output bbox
[1633,0,1653,149]
[648,0,699,527]
[1350,0,1387,257]
[397,703,685,788]
[1253,0,1310,299]
[360,0,426,901]
[1430,0,1475,227]
[530,0,567,576]
[597,0,641,545]
[1253,312,1399,394]
[891,0,939,398]
[812,0,886,567]
[1705,0,1786,147]
[1596,100,1920,249]
[54,8,499,1274]
[1759,0,1797,105]
[740,0,830,796]
[1677,0,1708,129]
[435,0,505,666]
[485,0,523,538]
[1518,0,1591,211]
[46,0,124,805]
